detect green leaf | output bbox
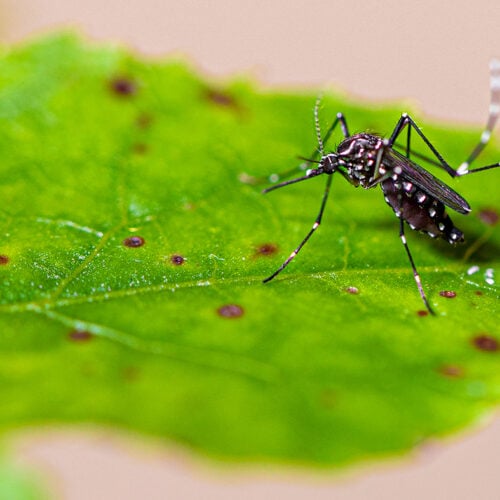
[0,33,499,467]
[0,461,47,500]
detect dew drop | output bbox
[467,265,480,276]
[345,286,359,294]
[439,290,457,298]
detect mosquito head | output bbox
[319,153,339,174]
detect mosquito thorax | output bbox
[337,133,384,184]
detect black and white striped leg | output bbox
[398,217,434,315]
[263,174,334,283]
[457,58,500,175]
[388,113,457,176]
[324,112,350,142]
[390,59,500,178]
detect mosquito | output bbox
[262,61,500,314]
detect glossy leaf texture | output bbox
[0,34,499,466]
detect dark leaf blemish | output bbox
[478,208,499,226]
[345,286,359,294]
[438,364,464,378]
[132,143,148,155]
[110,77,137,97]
[472,334,498,352]
[0,255,9,265]
[256,243,278,256]
[439,290,457,298]
[320,389,336,409]
[123,236,145,248]
[136,113,153,129]
[123,366,140,382]
[204,87,237,108]
[68,330,93,342]
[475,291,483,296]
[170,254,185,265]
[417,310,429,317]
[217,304,244,318]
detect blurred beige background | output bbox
[1,1,499,499]
[3,0,500,123]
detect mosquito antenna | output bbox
[314,95,325,156]
[297,155,321,164]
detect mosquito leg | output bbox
[325,112,350,142]
[457,59,500,175]
[393,145,442,168]
[394,181,434,313]
[263,174,334,282]
[405,119,412,158]
[390,112,500,178]
[398,217,435,315]
[388,114,457,176]
[389,60,500,178]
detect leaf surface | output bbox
[0,34,499,466]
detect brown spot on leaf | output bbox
[68,330,93,342]
[204,87,237,108]
[132,143,148,155]
[80,363,96,376]
[217,304,244,318]
[475,291,483,296]
[478,208,499,226]
[255,243,278,256]
[0,255,9,265]
[136,113,153,129]
[439,290,457,298]
[320,389,336,409]
[417,310,429,317]
[123,366,140,382]
[438,364,464,378]
[109,77,137,97]
[472,334,498,352]
[345,286,359,294]
[123,236,145,248]
[170,254,185,265]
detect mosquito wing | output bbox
[384,148,471,214]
